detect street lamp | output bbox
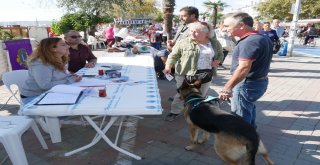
[287,0,301,57]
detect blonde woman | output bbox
[20,37,82,104]
[163,21,224,121]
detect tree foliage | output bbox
[57,0,158,19]
[51,12,113,35]
[256,0,320,21]
[203,0,228,28]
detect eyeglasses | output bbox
[70,36,82,39]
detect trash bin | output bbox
[277,42,288,56]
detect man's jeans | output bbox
[231,78,268,128]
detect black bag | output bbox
[186,69,213,84]
[273,40,281,54]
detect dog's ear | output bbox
[193,79,202,89]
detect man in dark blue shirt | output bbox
[260,22,279,43]
[219,12,273,128]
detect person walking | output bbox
[260,22,280,53]
[303,23,318,45]
[104,23,115,48]
[219,12,273,128]
[260,22,279,43]
[272,19,285,38]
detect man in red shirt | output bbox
[65,30,97,73]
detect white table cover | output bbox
[22,55,162,117]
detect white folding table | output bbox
[22,55,162,160]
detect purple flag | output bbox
[4,39,32,70]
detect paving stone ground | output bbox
[0,52,319,165]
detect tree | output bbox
[51,12,113,40]
[57,0,158,19]
[203,0,228,28]
[200,12,211,21]
[256,0,320,21]
[162,0,175,39]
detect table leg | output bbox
[45,117,61,143]
[84,116,142,160]
[64,116,142,160]
[64,116,117,156]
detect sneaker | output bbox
[164,113,180,121]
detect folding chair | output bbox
[87,35,98,50]
[2,70,28,106]
[1,70,49,132]
[0,116,48,165]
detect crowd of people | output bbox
[19,6,317,159]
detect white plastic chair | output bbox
[2,70,49,133]
[87,35,98,50]
[0,116,48,165]
[2,71,88,143]
[2,70,29,105]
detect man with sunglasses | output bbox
[219,12,273,128]
[65,30,97,73]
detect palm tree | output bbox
[200,12,211,21]
[162,0,175,39]
[203,0,228,28]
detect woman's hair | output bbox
[189,21,215,38]
[28,37,68,71]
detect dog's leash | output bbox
[222,98,232,106]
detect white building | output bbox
[224,0,266,18]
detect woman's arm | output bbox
[164,41,182,74]
[32,64,74,90]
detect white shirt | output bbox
[197,43,215,70]
[116,28,129,38]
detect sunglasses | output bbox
[70,35,82,39]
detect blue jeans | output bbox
[231,78,268,127]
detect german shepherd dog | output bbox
[177,79,274,165]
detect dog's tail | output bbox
[257,140,274,165]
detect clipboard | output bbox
[35,91,83,105]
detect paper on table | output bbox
[50,84,84,94]
[35,84,84,105]
[36,93,82,105]
[71,79,106,87]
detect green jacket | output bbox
[166,37,224,77]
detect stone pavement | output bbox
[0,53,319,165]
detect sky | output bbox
[0,0,259,22]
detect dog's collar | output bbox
[185,95,219,112]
